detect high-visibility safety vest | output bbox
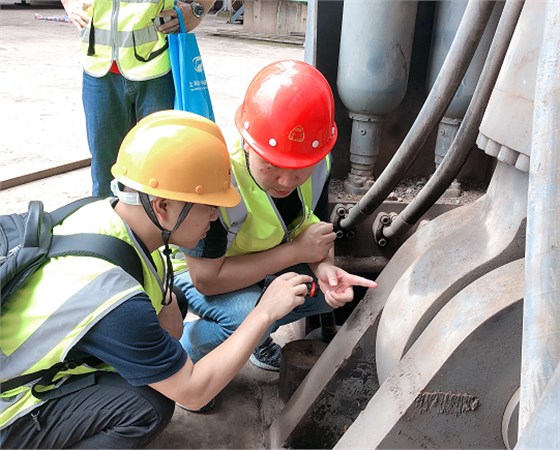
[0,199,166,430]
[220,140,331,257]
[80,0,175,80]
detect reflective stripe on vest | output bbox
[0,199,166,429]
[1,269,140,380]
[220,140,331,256]
[80,0,174,80]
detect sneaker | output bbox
[249,337,282,372]
[176,398,215,414]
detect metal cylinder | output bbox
[381,0,525,241]
[434,117,460,169]
[428,0,504,172]
[337,0,418,194]
[337,0,417,114]
[427,0,504,120]
[278,339,328,403]
[339,0,497,230]
[344,114,385,194]
[519,0,560,436]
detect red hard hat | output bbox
[235,60,338,169]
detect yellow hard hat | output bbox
[111,110,240,207]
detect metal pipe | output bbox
[334,255,389,274]
[518,0,560,436]
[0,158,91,190]
[338,0,496,231]
[516,362,560,448]
[337,1,418,195]
[382,0,525,240]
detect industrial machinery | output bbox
[5,1,556,447]
[270,0,559,448]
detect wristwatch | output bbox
[178,0,206,18]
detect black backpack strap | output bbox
[49,233,144,285]
[0,368,53,394]
[50,197,104,226]
[49,198,144,284]
[0,199,145,394]
[23,201,44,247]
[1,358,98,396]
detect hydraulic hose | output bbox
[338,0,497,231]
[518,0,560,437]
[382,0,525,240]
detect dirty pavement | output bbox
[0,1,305,447]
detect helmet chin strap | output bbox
[243,140,269,194]
[139,193,193,305]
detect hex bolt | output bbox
[380,214,391,225]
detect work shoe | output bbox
[176,398,215,414]
[249,337,282,372]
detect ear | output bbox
[150,197,171,225]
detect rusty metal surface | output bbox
[278,340,327,403]
[331,199,460,261]
[0,159,91,190]
[335,259,525,449]
[376,162,527,384]
[279,325,379,449]
[269,197,480,448]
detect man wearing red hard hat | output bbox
[175,60,377,378]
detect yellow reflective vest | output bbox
[80,0,174,80]
[220,140,331,257]
[0,199,166,429]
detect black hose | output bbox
[339,0,497,231]
[383,0,526,240]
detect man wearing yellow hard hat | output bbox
[0,110,312,448]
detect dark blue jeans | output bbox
[176,264,333,363]
[82,71,175,197]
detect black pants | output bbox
[1,372,174,449]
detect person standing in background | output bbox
[62,0,215,197]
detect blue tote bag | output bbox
[168,5,215,121]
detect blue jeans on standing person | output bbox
[82,71,175,197]
[175,264,333,363]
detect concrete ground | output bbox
[0,2,305,447]
[147,319,305,449]
[0,0,303,214]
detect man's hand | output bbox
[155,8,181,35]
[255,272,312,322]
[157,0,213,34]
[315,264,378,309]
[62,0,91,30]
[158,292,184,339]
[290,222,336,264]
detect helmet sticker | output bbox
[288,126,305,143]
